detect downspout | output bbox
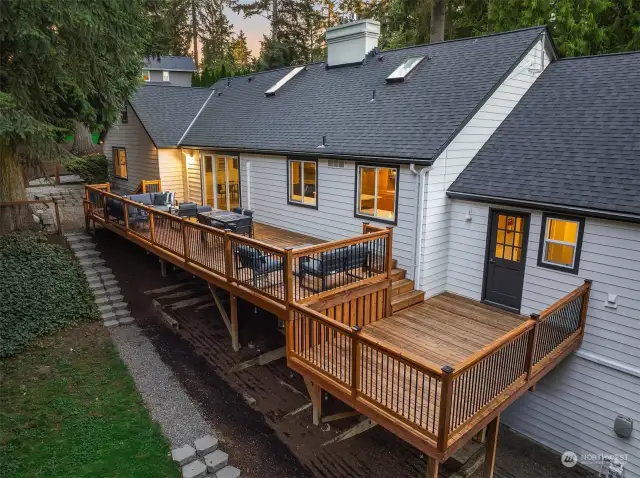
[410,163,431,290]
[245,159,251,209]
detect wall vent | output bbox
[328,159,345,168]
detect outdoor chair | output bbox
[298,243,370,292]
[234,244,283,288]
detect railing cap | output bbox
[351,325,362,332]
[584,279,593,284]
[441,364,455,374]
[530,313,540,320]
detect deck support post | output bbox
[230,292,240,352]
[304,379,322,425]
[159,259,167,277]
[482,414,500,478]
[427,457,439,478]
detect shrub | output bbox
[65,153,108,183]
[0,232,99,357]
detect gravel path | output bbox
[109,324,214,447]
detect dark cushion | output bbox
[345,243,369,268]
[197,205,213,213]
[235,245,265,267]
[127,193,153,205]
[152,192,170,206]
[151,204,170,213]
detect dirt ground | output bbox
[92,228,597,478]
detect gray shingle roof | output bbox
[143,56,196,72]
[448,52,640,220]
[129,85,213,148]
[181,27,546,163]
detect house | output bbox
[96,18,639,478]
[141,55,196,87]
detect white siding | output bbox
[241,154,421,277]
[103,106,159,194]
[447,199,640,477]
[157,149,186,202]
[419,38,553,297]
[184,150,202,204]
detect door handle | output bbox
[489,258,495,264]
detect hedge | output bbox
[65,153,109,184]
[0,232,99,357]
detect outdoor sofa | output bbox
[298,244,370,292]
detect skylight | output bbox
[265,66,305,96]
[386,56,425,83]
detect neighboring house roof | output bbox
[128,84,213,148]
[143,56,197,72]
[180,27,548,163]
[448,51,640,222]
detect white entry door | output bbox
[202,154,240,210]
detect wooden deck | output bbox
[252,223,325,248]
[362,293,525,367]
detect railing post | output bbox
[53,200,63,236]
[524,313,540,382]
[103,191,108,223]
[123,200,129,230]
[385,227,394,317]
[182,219,190,264]
[579,279,592,331]
[362,221,370,234]
[284,247,294,305]
[351,326,361,398]
[437,365,454,452]
[224,229,233,281]
[149,212,156,244]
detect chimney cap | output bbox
[326,19,380,68]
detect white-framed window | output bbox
[288,159,317,208]
[142,70,150,81]
[162,70,170,82]
[355,164,398,223]
[537,214,584,274]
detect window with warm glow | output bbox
[356,165,398,223]
[142,70,150,81]
[288,159,317,207]
[538,214,584,274]
[112,147,127,179]
[121,106,128,124]
[162,71,170,82]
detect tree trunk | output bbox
[272,0,278,41]
[192,0,199,69]
[71,121,94,156]
[430,0,446,43]
[0,141,33,233]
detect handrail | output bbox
[0,199,63,236]
[538,281,591,320]
[134,179,162,194]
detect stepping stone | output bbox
[100,273,115,281]
[76,249,100,258]
[172,445,197,466]
[92,289,107,298]
[194,435,218,456]
[95,296,109,305]
[101,311,116,321]
[105,286,120,295]
[115,309,129,318]
[111,301,128,310]
[118,316,135,325]
[88,281,104,290]
[103,320,119,327]
[103,279,118,287]
[98,304,113,314]
[216,466,241,478]
[108,294,125,303]
[182,460,207,478]
[79,258,105,266]
[94,266,111,274]
[204,450,228,473]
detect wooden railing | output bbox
[288,280,592,456]
[84,185,392,309]
[134,179,162,194]
[0,199,63,235]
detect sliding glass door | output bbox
[202,154,240,210]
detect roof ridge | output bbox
[374,25,546,55]
[557,49,640,61]
[139,84,211,91]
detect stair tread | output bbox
[391,278,413,288]
[391,289,425,304]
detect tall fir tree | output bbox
[199,0,234,69]
[231,31,254,70]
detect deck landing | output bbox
[362,293,524,367]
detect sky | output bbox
[224,8,270,58]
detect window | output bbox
[265,66,305,96]
[288,159,317,208]
[355,164,398,223]
[494,214,525,262]
[162,70,170,82]
[112,147,128,179]
[142,70,150,81]
[537,213,585,274]
[386,56,425,83]
[121,106,128,124]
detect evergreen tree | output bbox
[0,0,150,230]
[232,31,254,70]
[200,0,234,69]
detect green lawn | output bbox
[0,323,180,477]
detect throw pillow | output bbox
[153,192,170,206]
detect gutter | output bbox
[446,191,640,225]
[410,164,432,288]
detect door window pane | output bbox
[377,168,396,220]
[227,157,240,210]
[358,167,376,216]
[494,213,523,263]
[216,157,227,209]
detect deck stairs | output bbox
[389,259,425,313]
